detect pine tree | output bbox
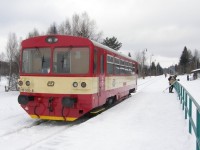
[150,62,156,75]
[156,63,163,75]
[102,36,122,51]
[179,46,191,73]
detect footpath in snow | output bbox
[0,76,195,150]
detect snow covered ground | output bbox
[0,75,197,150]
[178,75,200,104]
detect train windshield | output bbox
[22,48,51,74]
[53,47,89,74]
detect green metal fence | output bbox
[174,81,200,150]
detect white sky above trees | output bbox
[0,0,200,67]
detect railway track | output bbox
[0,119,48,138]
[23,118,89,150]
[137,77,160,92]
[0,113,25,122]
[0,115,90,150]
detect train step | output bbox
[90,106,106,114]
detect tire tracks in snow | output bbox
[22,117,89,150]
[0,116,89,150]
[0,113,24,122]
[0,119,48,138]
[137,77,159,93]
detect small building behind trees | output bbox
[191,68,200,80]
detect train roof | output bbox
[91,40,136,62]
[22,35,137,63]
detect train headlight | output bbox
[81,82,87,88]
[72,82,78,88]
[18,95,29,105]
[46,36,58,43]
[18,81,23,86]
[18,95,34,105]
[26,81,30,86]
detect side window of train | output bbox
[100,54,104,74]
[128,62,132,75]
[93,49,98,74]
[107,55,114,74]
[131,63,135,74]
[120,59,125,75]
[114,58,120,75]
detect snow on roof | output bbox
[191,68,200,73]
[91,40,135,62]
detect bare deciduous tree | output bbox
[47,22,58,35]
[58,12,102,42]
[134,50,142,77]
[28,28,40,38]
[0,52,6,80]
[59,19,72,35]
[6,33,19,90]
[0,52,6,61]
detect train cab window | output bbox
[107,55,114,74]
[22,48,51,74]
[53,47,89,74]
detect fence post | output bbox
[185,93,188,119]
[181,87,183,104]
[176,83,180,100]
[178,84,181,99]
[196,110,200,150]
[189,98,192,134]
[182,90,185,110]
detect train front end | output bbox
[18,35,97,121]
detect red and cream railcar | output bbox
[18,35,138,121]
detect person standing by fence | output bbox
[168,75,177,93]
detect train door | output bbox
[98,49,105,106]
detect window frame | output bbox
[53,47,90,74]
[106,54,114,75]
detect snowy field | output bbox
[0,75,198,150]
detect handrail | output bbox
[174,81,200,150]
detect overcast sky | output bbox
[0,0,200,67]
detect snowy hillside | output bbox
[0,75,197,150]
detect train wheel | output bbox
[105,97,115,107]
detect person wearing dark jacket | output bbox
[187,75,189,81]
[168,75,177,93]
